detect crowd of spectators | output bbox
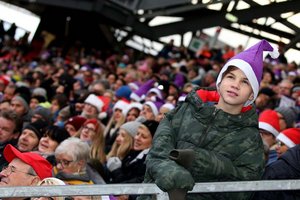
[0,22,300,200]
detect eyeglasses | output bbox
[82,126,96,133]
[277,141,286,147]
[56,159,74,168]
[2,165,36,176]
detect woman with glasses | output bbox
[53,137,106,185]
[36,125,70,165]
[75,118,106,164]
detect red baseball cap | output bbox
[4,144,52,179]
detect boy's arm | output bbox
[192,131,265,181]
[145,112,195,192]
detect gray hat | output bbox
[33,106,52,125]
[120,121,141,137]
[12,96,29,113]
[32,87,47,100]
[275,106,299,128]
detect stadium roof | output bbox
[1,0,300,54]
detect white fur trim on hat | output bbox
[128,82,139,91]
[113,100,129,112]
[84,94,103,112]
[259,122,279,137]
[147,88,163,99]
[130,92,142,102]
[216,59,259,106]
[144,101,158,116]
[277,133,295,148]
[161,103,175,110]
[123,102,143,116]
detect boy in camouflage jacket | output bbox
[139,40,279,200]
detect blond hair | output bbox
[107,130,134,160]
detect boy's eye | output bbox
[226,75,234,79]
[242,80,249,85]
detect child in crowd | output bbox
[139,40,279,200]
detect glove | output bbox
[106,157,122,172]
[168,189,188,200]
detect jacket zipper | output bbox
[198,106,220,146]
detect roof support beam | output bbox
[149,0,300,39]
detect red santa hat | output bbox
[277,128,300,148]
[0,75,11,86]
[84,94,110,119]
[113,100,130,113]
[258,109,280,137]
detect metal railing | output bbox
[1,180,300,200]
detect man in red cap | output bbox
[0,144,52,190]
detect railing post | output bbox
[156,192,169,200]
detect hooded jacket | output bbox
[140,88,265,200]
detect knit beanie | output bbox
[216,39,279,106]
[33,106,52,125]
[259,87,275,97]
[277,128,300,148]
[32,87,48,100]
[120,121,141,137]
[65,115,87,131]
[259,109,280,137]
[46,126,70,144]
[23,119,48,140]
[12,96,29,113]
[31,95,47,104]
[115,86,132,101]
[142,120,159,137]
[275,106,299,128]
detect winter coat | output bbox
[0,139,18,170]
[109,149,149,184]
[253,145,300,200]
[139,88,265,200]
[53,164,105,185]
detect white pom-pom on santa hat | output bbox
[269,47,280,59]
[98,112,108,120]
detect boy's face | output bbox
[218,68,254,114]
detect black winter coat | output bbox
[253,145,300,200]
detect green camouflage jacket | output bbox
[139,88,265,200]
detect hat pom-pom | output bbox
[269,48,280,59]
[98,112,107,120]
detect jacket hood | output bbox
[279,145,300,176]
